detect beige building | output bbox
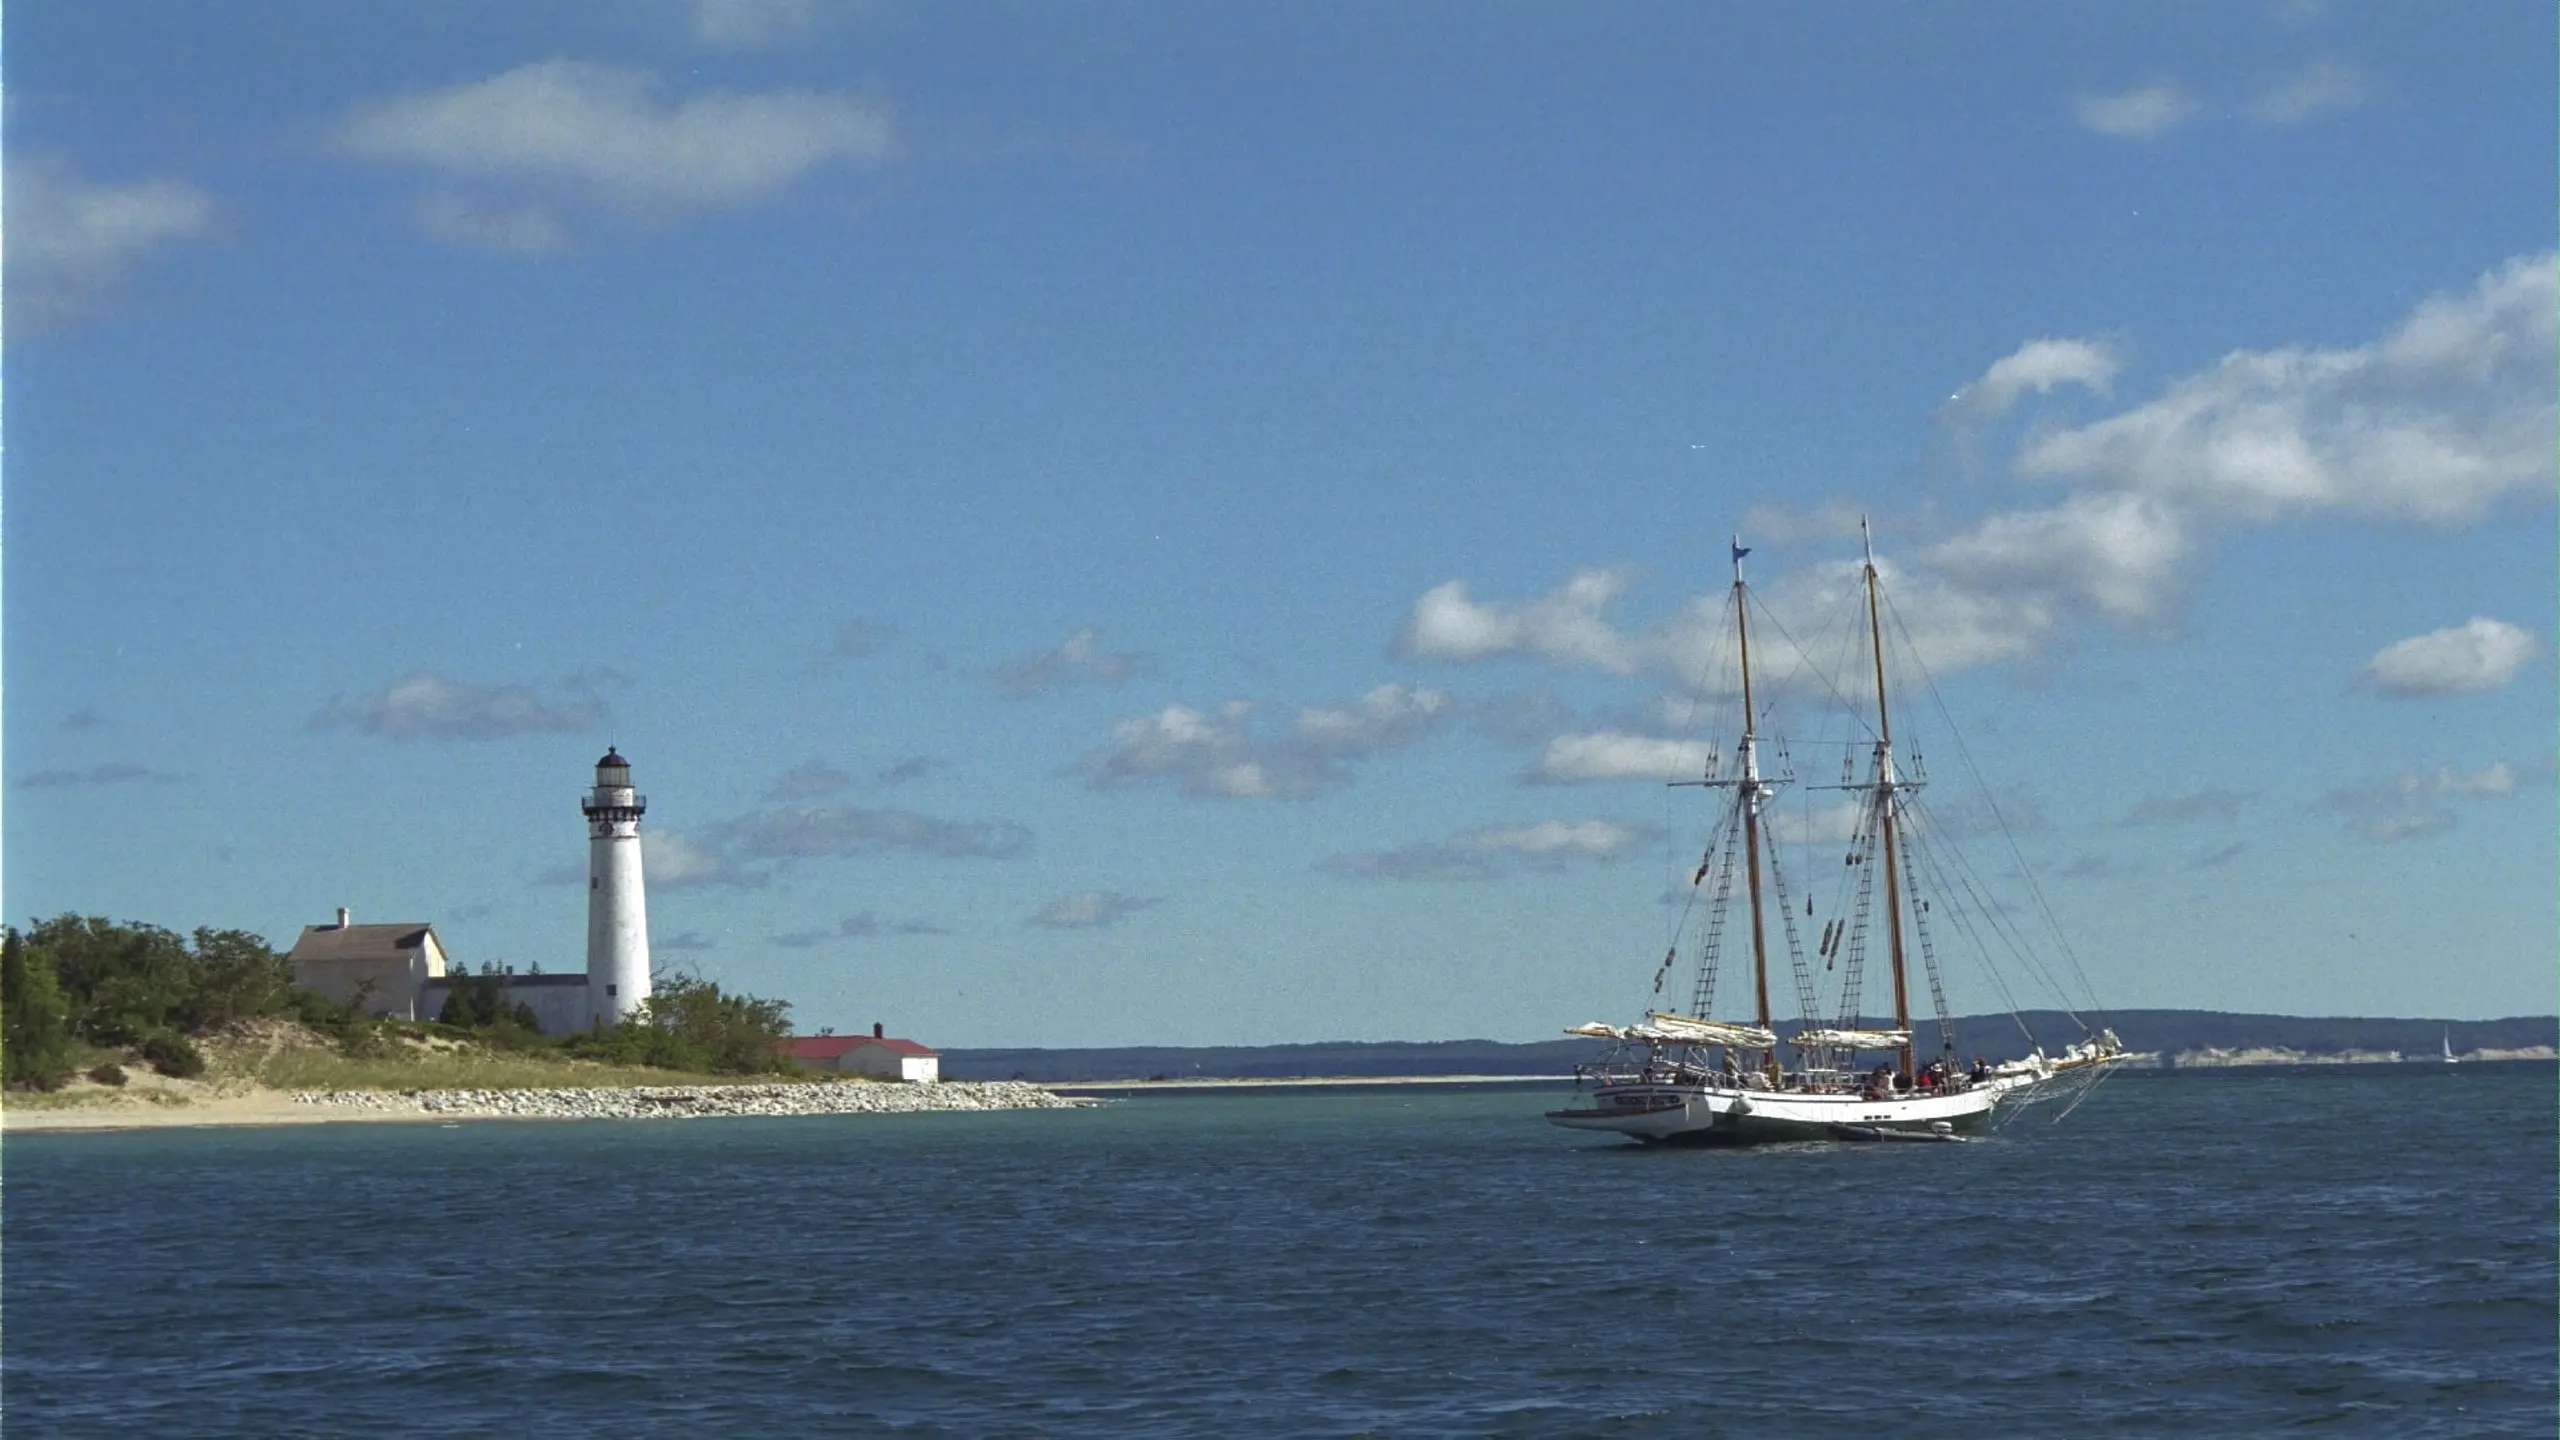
[286,909,449,1020]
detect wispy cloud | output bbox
[61,707,105,732]
[2059,853,2142,881]
[1943,338,2121,420]
[771,913,880,948]
[830,618,887,660]
[690,0,844,51]
[1322,819,1654,883]
[765,759,854,801]
[312,671,607,741]
[1028,891,1157,929]
[658,929,718,952]
[2074,81,2201,138]
[2357,618,2538,697]
[722,803,1032,860]
[993,627,1149,698]
[1078,684,1449,800]
[2121,788,2252,827]
[2247,57,2369,125]
[869,756,939,789]
[534,828,765,889]
[2188,840,2248,870]
[8,156,217,328]
[336,61,896,248]
[17,762,185,790]
[2315,761,2524,841]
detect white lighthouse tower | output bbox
[582,746,652,1028]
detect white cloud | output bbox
[1397,258,2553,692]
[2074,82,2201,138]
[2433,761,2519,797]
[2357,618,2538,697]
[993,627,1148,698]
[1526,731,1708,785]
[1322,819,1653,882]
[644,829,763,889]
[1079,685,1449,800]
[7,157,216,327]
[2248,57,2369,125]
[1395,569,1648,673]
[337,61,895,244]
[1944,338,2122,420]
[2015,254,2556,528]
[1028,890,1157,930]
[311,671,605,741]
[1923,491,2191,627]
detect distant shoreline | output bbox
[1045,1054,2556,1094]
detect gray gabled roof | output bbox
[287,923,437,964]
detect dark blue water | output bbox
[7,1068,2553,1436]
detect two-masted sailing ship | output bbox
[1547,525,2124,1145]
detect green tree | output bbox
[185,927,295,1029]
[3,928,76,1090]
[643,974,798,1074]
[30,915,195,1045]
[569,974,798,1074]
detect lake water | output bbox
[7,1067,2553,1436]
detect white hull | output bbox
[1548,1075,2029,1145]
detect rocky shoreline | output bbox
[292,1080,1093,1121]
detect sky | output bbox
[6,0,2553,1047]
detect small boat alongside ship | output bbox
[1547,524,2124,1146]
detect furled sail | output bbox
[1641,1012,1779,1049]
[1791,1028,1912,1050]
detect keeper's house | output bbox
[785,1026,941,1083]
[286,909,449,1021]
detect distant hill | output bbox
[940,1010,2557,1082]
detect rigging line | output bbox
[1898,794,2083,1036]
[1899,792,2068,1019]
[1746,583,1877,747]
[1876,583,2105,1015]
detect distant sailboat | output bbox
[1545,524,2124,1146]
[2443,1029,2458,1065]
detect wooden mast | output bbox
[1861,519,1916,1080]
[1731,539,1775,1050]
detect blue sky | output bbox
[7,1,2552,1046]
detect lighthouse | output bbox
[582,746,652,1028]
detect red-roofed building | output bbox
[786,1024,940,1082]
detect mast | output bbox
[1731,538,1775,1041]
[1860,520,1915,1079]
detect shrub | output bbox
[3,929,76,1091]
[140,1030,208,1079]
[88,1062,129,1087]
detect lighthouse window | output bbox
[607,985,617,996]
[590,877,599,890]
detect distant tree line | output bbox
[2,914,802,1090]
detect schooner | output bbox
[1547,524,2123,1145]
